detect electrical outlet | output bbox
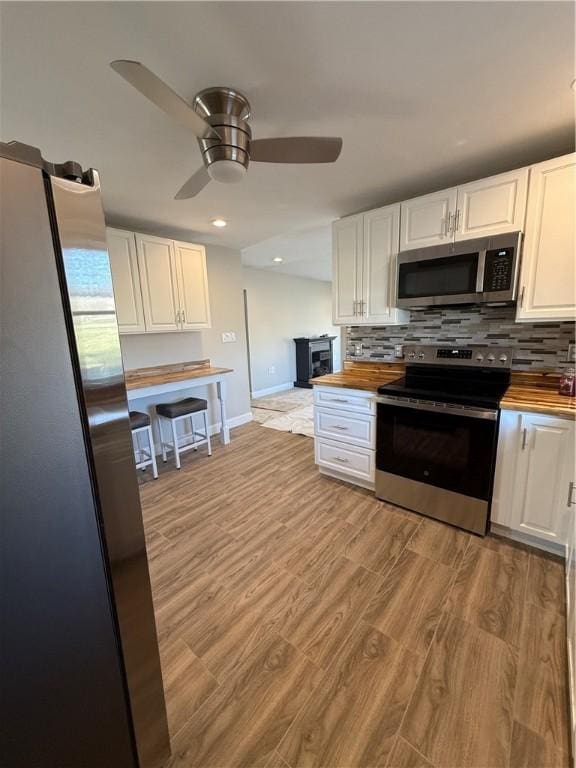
[268,366,276,375]
[568,343,576,363]
[221,331,236,343]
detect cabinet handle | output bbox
[332,425,349,431]
[333,456,350,463]
[175,309,180,324]
[520,286,525,307]
[521,427,528,450]
[181,309,186,324]
[445,213,452,236]
[330,398,349,403]
[359,300,365,316]
[454,209,461,232]
[568,481,575,507]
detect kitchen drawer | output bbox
[314,386,375,414]
[315,437,375,482]
[314,407,375,449]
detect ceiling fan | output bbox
[110,60,343,199]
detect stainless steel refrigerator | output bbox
[0,141,170,768]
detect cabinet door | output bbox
[135,234,180,332]
[566,500,576,752]
[361,205,408,326]
[510,413,574,544]
[516,153,576,322]
[454,168,528,241]
[332,216,362,325]
[174,241,211,329]
[106,228,145,334]
[399,187,457,251]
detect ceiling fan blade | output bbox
[174,166,211,199]
[250,137,342,164]
[110,60,221,141]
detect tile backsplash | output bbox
[346,306,575,370]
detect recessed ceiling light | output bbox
[211,218,227,228]
[272,257,283,263]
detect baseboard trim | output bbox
[207,411,254,436]
[489,522,565,557]
[251,383,294,399]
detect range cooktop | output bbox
[378,345,513,410]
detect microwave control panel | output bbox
[483,247,514,292]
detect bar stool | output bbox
[155,397,212,470]
[129,411,158,479]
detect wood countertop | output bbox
[311,361,405,392]
[313,361,576,419]
[125,360,233,390]
[501,371,575,419]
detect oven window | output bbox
[377,403,498,500]
[398,253,478,299]
[394,421,469,471]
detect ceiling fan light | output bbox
[208,159,247,184]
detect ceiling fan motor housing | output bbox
[193,87,252,182]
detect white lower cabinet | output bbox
[492,410,575,548]
[313,386,375,488]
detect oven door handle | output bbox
[376,395,498,421]
[475,249,487,293]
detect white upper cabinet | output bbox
[516,153,576,322]
[399,168,528,251]
[136,234,181,332]
[333,215,363,325]
[400,188,457,251]
[106,228,145,334]
[454,168,528,241]
[332,208,407,326]
[362,205,408,325]
[174,241,211,329]
[108,230,212,334]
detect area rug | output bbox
[260,404,314,438]
[250,388,313,413]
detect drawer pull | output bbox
[330,398,349,403]
[332,425,349,431]
[333,456,350,463]
[568,481,576,507]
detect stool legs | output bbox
[159,418,167,463]
[171,419,181,469]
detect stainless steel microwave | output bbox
[396,231,522,308]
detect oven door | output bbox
[375,397,499,534]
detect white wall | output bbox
[243,267,341,396]
[120,244,251,429]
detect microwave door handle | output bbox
[475,250,486,293]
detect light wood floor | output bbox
[139,423,571,768]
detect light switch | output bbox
[221,331,236,343]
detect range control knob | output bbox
[408,352,416,359]
[487,354,495,363]
[476,354,484,362]
[499,354,508,363]
[418,352,425,359]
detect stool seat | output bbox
[129,411,151,430]
[156,398,208,419]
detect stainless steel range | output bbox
[375,345,513,535]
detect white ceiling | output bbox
[242,224,332,281]
[1,2,574,281]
